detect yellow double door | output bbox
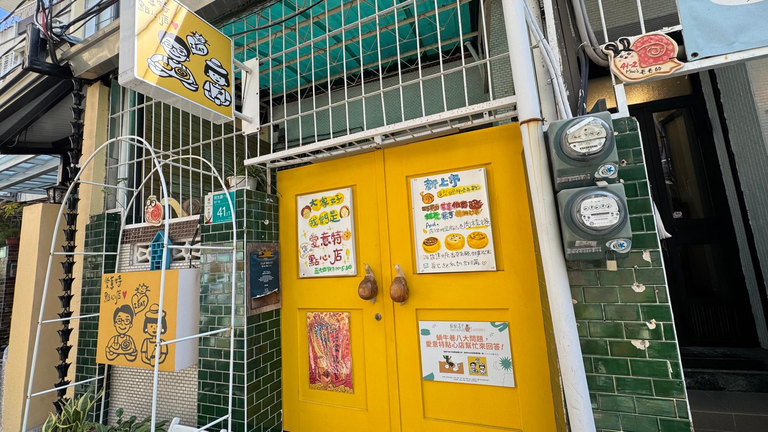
[279,124,563,432]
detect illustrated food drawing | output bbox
[421,192,435,204]
[445,233,465,251]
[422,237,441,253]
[467,231,489,249]
[339,205,350,218]
[301,205,312,219]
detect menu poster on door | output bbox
[419,321,515,388]
[297,188,357,277]
[411,168,496,273]
[307,312,353,393]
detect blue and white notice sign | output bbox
[677,0,768,60]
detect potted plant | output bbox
[225,160,267,191]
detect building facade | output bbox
[0,0,767,431]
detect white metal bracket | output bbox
[237,58,261,136]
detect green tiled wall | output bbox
[199,188,280,431]
[569,118,692,432]
[75,212,120,416]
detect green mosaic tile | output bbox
[640,305,673,322]
[593,357,630,375]
[615,377,654,395]
[604,304,641,321]
[589,322,625,338]
[653,380,686,399]
[575,304,604,320]
[635,269,666,285]
[569,270,599,286]
[609,341,648,358]
[675,400,689,419]
[621,414,660,432]
[584,287,619,303]
[598,269,634,285]
[624,323,663,340]
[587,374,616,392]
[630,359,670,379]
[599,394,636,413]
[581,340,609,356]
[594,411,622,430]
[648,342,680,361]
[658,418,692,432]
[618,286,658,303]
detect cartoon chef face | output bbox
[159,32,191,63]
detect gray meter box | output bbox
[557,184,632,261]
[547,112,619,191]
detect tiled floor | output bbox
[689,390,768,431]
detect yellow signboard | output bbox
[96,269,199,371]
[118,0,234,123]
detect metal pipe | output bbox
[160,327,231,346]
[500,0,596,430]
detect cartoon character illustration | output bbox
[186,31,209,56]
[144,195,163,225]
[140,304,169,366]
[202,58,232,107]
[468,357,488,376]
[131,283,150,314]
[105,305,138,362]
[147,31,199,91]
[602,33,683,83]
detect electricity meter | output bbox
[557,184,632,260]
[547,112,619,191]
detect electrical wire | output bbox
[569,0,608,67]
[523,1,572,119]
[227,0,326,37]
[0,0,28,28]
[576,44,589,116]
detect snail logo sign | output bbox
[96,269,200,371]
[601,33,683,83]
[118,0,234,123]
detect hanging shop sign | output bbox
[118,0,234,123]
[297,188,357,277]
[249,243,280,298]
[411,168,496,274]
[677,0,768,61]
[204,191,236,225]
[419,321,515,388]
[96,269,200,372]
[602,33,683,83]
[307,311,353,393]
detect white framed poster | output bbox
[297,188,357,277]
[411,168,496,273]
[419,321,515,388]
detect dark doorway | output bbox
[631,84,760,348]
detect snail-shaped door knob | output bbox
[358,264,378,304]
[390,264,409,305]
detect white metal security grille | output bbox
[222,0,518,167]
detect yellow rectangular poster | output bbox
[118,0,234,123]
[96,269,199,371]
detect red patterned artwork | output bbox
[307,311,353,393]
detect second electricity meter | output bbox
[547,112,619,191]
[557,184,632,260]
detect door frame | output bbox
[629,84,768,347]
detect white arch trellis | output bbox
[22,136,238,432]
